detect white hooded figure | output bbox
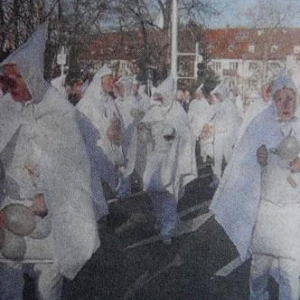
[210,72,300,300]
[0,23,101,300]
[211,81,242,180]
[50,74,67,98]
[132,76,150,112]
[188,84,215,164]
[114,75,149,198]
[77,64,124,192]
[141,76,197,243]
[237,86,271,141]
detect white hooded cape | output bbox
[76,65,122,189]
[0,23,101,280]
[210,105,283,261]
[210,73,300,261]
[142,76,197,201]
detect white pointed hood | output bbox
[271,71,298,99]
[0,22,49,103]
[77,64,113,113]
[150,75,175,107]
[115,75,133,98]
[195,83,204,94]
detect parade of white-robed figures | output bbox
[3,16,300,300]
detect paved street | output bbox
[61,174,253,300]
[24,173,279,300]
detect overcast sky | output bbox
[208,0,300,28]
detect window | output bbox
[249,62,258,71]
[248,79,258,89]
[229,62,238,70]
[248,44,255,53]
[210,61,222,71]
[294,46,300,54]
[228,44,234,52]
[270,45,278,53]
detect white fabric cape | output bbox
[0,87,102,279]
[210,104,284,261]
[142,101,197,201]
[76,67,121,189]
[0,23,102,280]
[237,98,270,141]
[188,98,215,139]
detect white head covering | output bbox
[132,75,139,85]
[271,72,300,118]
[0,22,49,103]
[151,75,175,107]
[271,73,298,98]
[195,83,204,94]
[271,72,298,98]
[115,75,133,97]
[84,64,112,98]
[76,64,113,116]
[211,81,230,102]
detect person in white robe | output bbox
[140,76,197,244]
[0,23,101,300]
[50,74,67,98]
[237,83,272,141]
[188,84,215,166]
[210,81,242,180]
[132,77,150,112]
[230,85,244,119]
[114,75,142,199]
[131,79,151,184]
[76,65,124,194]
[210,72,300,300]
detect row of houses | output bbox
[206,27,300,97]
[80,26,300,98]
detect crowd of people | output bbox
[1,22,300,300]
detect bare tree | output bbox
[244,0,300,28]
[241,0,300,85]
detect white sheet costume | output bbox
[210,73,300,300]
[141,76,197,242]
[113,76,138,198]
[188,85,215,163]
[0,23,101,300]
[50,74,67,98]
[237,93,270,141]
[77,65,124,192]
[211,82,242,179]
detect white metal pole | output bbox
[171,0,178,90]
[194,42,199,78]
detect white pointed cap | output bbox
[0,22,49,102]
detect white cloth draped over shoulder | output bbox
[210,105,284,261]
[114,76,139,178]
[210,72,300,261]
[0,23,101,280]
[210,82,242,178]
[76,66,123,189]
[188,97,215,140]
[142,76,197,201]
[51,74,67,98]
[237,97,270,141]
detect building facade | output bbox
[81,27,300,99]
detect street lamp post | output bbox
[171,0,178,90]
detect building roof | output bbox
[204,27,300,60]
[80,27,300,63]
